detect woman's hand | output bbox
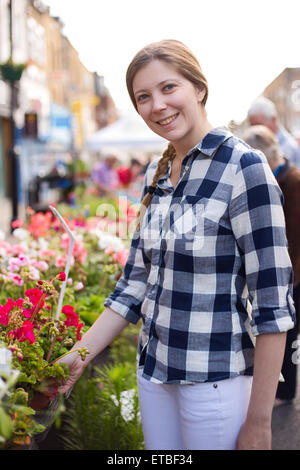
[236,418,272,450]
[58,351,87,395]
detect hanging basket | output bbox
[0,60,26,82]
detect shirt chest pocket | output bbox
[202,197,230,231]
[172,195,230,244]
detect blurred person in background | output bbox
[91,154,119,196]
[247,96,300,169]
[243,124,300,406]
[117,158,144,188]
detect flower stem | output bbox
[46,336,56,362]
[30,292,46,321]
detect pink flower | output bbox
[112,249,129,267]
[32,260,49,271]
[38,248,56,258]
[7,272,24,286]
[105,246,115,255]
[29,266,40,280]
[57,272,66,282]
[55,256,66,268]
[74,282,84,291]
[11,244,27,256]
[11,219,23,229]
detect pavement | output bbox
[272,365,300,450]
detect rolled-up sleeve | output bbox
[104,175,152,324]
[229,150,296,336]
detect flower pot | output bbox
[0,62,25,81]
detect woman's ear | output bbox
[195,86,206,104]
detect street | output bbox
[272,364,300,450]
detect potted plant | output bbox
[0,272,89,448]
[0,57,26,82]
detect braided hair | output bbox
[136,143,176,231]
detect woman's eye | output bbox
[137,94,149,102]
[164,84,175,91]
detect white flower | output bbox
[38,237,49,250]
[111,389,138,422]
[74,281,84,291]
[0,231,5,241]
[12,228,29,240]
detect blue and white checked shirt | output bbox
[105,127,296,384]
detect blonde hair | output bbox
[126,39,209,230]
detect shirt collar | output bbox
[194,126,233,157]
[157,126,232,187]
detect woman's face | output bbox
[132,59,207,154]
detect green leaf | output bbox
[79,311,99,325]
[0,407,13,439]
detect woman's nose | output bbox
[151,93,167,113]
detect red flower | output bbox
[0,305,9,326]
[62,305,75,316]
[62,305,79,327]
[24,287,46,314]
[61,305,84,339]
[57,272,66,282]
[76,322,84,340]
[13,320,36,344]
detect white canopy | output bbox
[85,112,167,152]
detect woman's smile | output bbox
[156,112,180,127]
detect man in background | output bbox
[247,96,300,169]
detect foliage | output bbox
[0,193,142,449]
[0,347,44,449]
[0,58,26,82]
[60,362,144,450]
[0,275,89,446]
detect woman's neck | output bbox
[172,120,214,162]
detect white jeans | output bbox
[137,367,253,450]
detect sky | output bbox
[45,0,300,126]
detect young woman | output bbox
[59,40,295,450]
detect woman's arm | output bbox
[236,331,287,450]
[58,307,129,394]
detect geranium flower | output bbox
[76,322,84,340]
[6,272,24,286]
[11,218,24,229]
[62,305,79,327]
[24,287,46,314]
[112,249,129,267]
[57,272,66,282]
[0,305,9,326]
[74,282,84,291]
[55,255,67,268]
[13,320,36,344]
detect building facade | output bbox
[263,67,300,136]
[0,0,117,229]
